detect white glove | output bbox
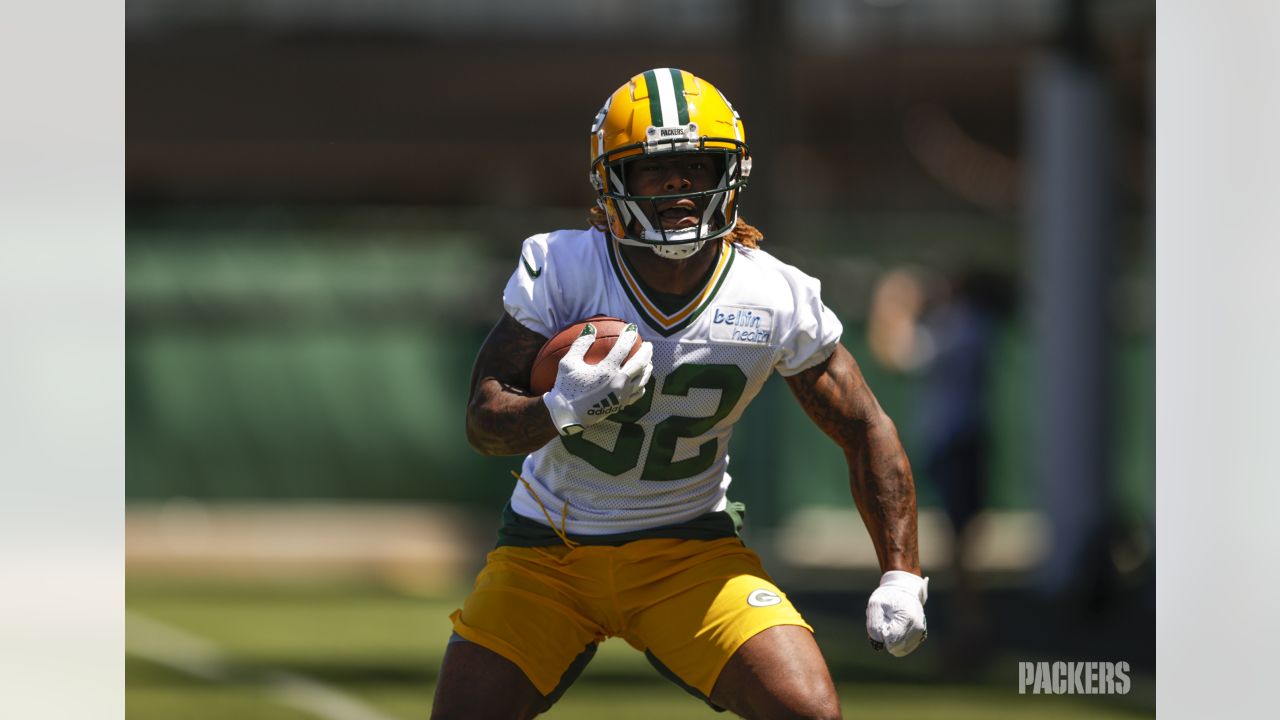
[543,322,654,436]
[866,570,929,657]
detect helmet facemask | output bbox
[592,134,750,258]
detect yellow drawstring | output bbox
[511,470,580,550]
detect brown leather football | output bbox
[529,316,641,394]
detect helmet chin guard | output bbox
[589,68,751,258]
[649,240,706,260]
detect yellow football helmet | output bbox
[589,68,751,259]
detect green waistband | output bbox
[495,500,746,548]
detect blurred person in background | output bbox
[432,68,927,719]
[868,265,1016,673]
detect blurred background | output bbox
[126,0,1154,717]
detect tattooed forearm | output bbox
[465,313,560,456]
[785,344,921,575]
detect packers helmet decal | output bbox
[589,68,751,259]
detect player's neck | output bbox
[620,241,722,298]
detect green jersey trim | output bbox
[605,237,737,337]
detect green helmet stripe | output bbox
[644,69,664,126]
[669,68,689,125]
[644,68,690,128]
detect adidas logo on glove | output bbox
[586,392,623,417]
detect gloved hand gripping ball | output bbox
[537,319,653,436]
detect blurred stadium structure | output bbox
[127,0,1154,716]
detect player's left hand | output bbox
[866,570,929,657]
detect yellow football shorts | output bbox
[449,536,813,703]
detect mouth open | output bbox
[657,205,699,229]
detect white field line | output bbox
[126,611,399,720]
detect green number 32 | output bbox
[559,363,747,482]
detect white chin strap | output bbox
[651,240,706,260]
[615,227,711,260]
[637,222,706,244]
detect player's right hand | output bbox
[866,570,929,657]
[542,323,653,436]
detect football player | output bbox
[433,68,927,720]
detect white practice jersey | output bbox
[503,228,843,535]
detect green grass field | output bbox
[126,580,1154,719]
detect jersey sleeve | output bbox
[501,234,558,338]
[774,269,844,376]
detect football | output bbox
[529,316,641,394]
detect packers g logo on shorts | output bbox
[747,588,782,607]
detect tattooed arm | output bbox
[465,313,559,456]
[784,343,921,575]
